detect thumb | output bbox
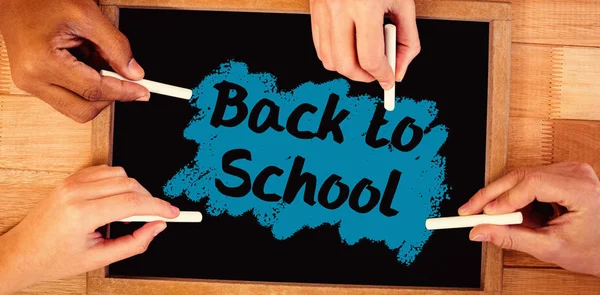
[84,10,144,81]
[470,224,556,260]
[90,221,166,267]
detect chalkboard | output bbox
[104,6,499,291]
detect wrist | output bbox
[0,228,37,294]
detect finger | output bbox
[67,165,128,183]
[389,0,421,82]
[36,84,112,123]
[315,0,334,71]
[70,177,151,200]
[354,4,394,87]
[469,224,557,263]
[330,6,375,83]
[82,8,145,81]
[309,0,321,58]
[459,168,529,215]
[85,192,179,228]
[89,221,166,267]
[483,172,587,214]
[48,48,149,102]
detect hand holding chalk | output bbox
[101,70,193,100]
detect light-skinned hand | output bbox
[0,0,149,123]
[459,162,600,278]
[309,0,421,89]
[0,165,179,294]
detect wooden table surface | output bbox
[1,0,600,294]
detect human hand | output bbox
[0,0,149,123]
[0,165,179,294]
[309,0,420,89]
[458,162,600,278]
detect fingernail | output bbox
[458,201,470,215]
[470,234,490,242]
[128,58,145,80]
[153,223,167,237]
[134,93,150,102]
[380,81,393,90]
[171,205,180,215]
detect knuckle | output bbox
[120,177,140,191]
[124,192,143,207]
[326,0,342,9]
[358,56,382,73]
[322,61,335,71]
[11,61,39,91]
[499,235,516,250]
[136,241,150,254]
[336,63,359,79]
[524,171,542,186]
[574,162,595,175]
[82,86,104,101]
[412,43,422,56]
[509,168,527,181]
[112,166,127,176]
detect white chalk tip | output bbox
[425,212,523,230]
[118,211,203,223]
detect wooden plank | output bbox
[0,168,68,235]
[504,250,558,268]
[503,268,600,295]
[555,47,600,120]
[510,44,600,121]
[16,275,86,295]
[481,19,512,292]
[0,95,92,172]
[509,0,600,47]
[509,44,560,119]
[99,0,511,20]
[0,33,28,96]
[553,119,600,172]
[507,117,553,170]
[88,277,487,295]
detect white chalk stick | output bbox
[384,24,396,111]
[118,211,202,223]
[425,212,523,230]
[100,70,193,100]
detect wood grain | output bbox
[99,0,511,20]
[509,0,600,47]
[510,44,600,122]
[503,268,600,294]
[88,277,488,295]
[555,47,600,120]
[0,95,92,173]
[553,119,600,172]
[16,275,86,295]
[482,19,512,292]
[509,44,561,119]
[504,250,557,268]
[0,169,67,235]
[507,117,553,169]
[0,32,27,96]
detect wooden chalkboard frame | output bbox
[89,1,510,294]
